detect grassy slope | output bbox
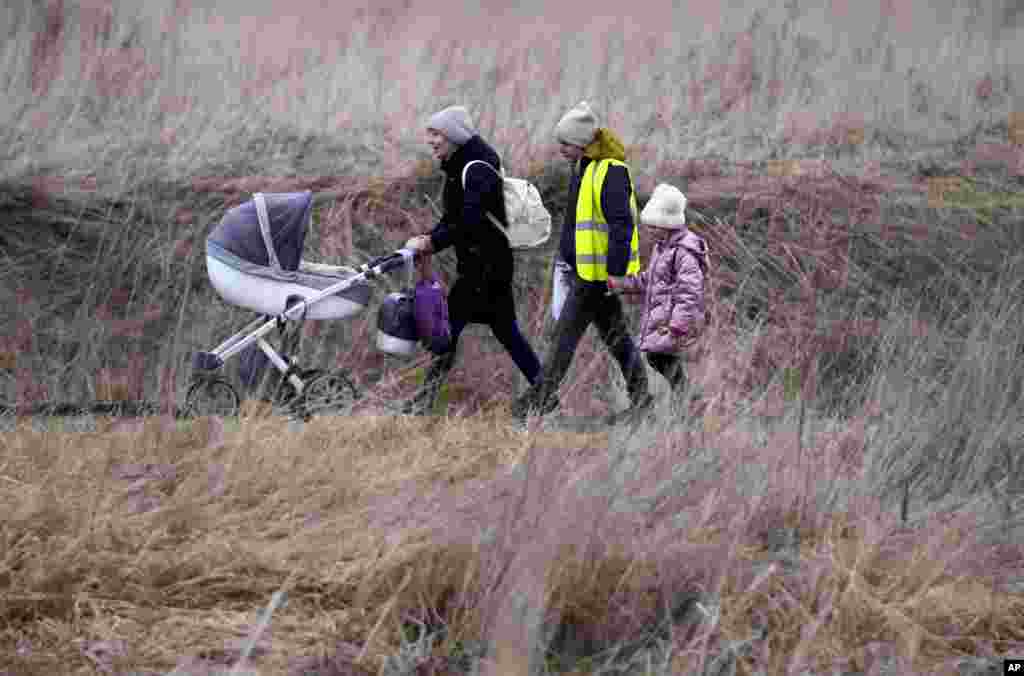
[2,0,1024,673]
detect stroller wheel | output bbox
[295,369,359,418]
[185,378,240,418]
[271,367,321,411]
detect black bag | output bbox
[376,291,419,357]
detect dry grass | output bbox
[1,404,1023,674]
[4,0,1022,186]
[0,413,598,673]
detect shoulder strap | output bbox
[687,237,709,275]
[461,160,510,243]
[588,157,627,194]
[461,159,502,188]
[589,158,634,229]
[253,193,281,272]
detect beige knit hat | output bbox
[554,101,598,147]
[640,183,687,229]
[426,105,476,145]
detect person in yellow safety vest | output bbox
[511,101,653,423]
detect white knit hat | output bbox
[640,183,688,229]
[554,101,598,147]
[426,105,476,145]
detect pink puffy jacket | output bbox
[615,228,708,354]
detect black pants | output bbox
[532,274,649,405]
[647,351,705,416]
[414,278,541,407]
[645,352,686,391]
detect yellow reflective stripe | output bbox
[574,219,608,234]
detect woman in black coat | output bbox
[403,106,545,414]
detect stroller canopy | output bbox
[208,191,313,273]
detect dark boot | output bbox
[510,378,560,420]
[603,354,654,425]
[618,351,654,422]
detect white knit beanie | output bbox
[640,183,688,229]
[554,101,598,147]
[426,105,476,145]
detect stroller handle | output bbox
[360,248,417,276]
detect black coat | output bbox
[428,135,512,291]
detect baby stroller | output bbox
[185,190,418,419]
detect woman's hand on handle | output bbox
[404,235,434,255]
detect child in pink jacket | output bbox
[608,183,708,408]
